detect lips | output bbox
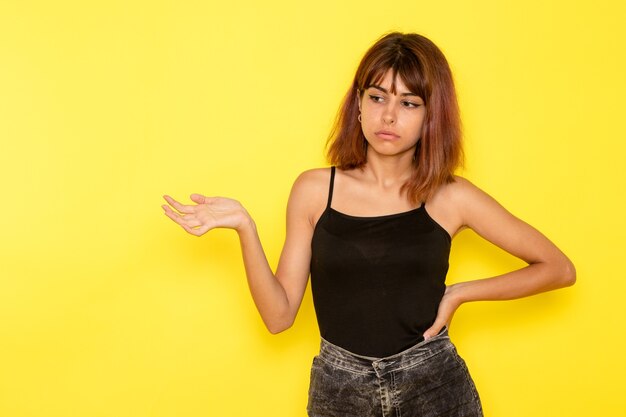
[375,130,400,140]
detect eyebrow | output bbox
[369,85,419,97]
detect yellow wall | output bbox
[1,1,624,416]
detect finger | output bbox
[423,319,447,340]
[163,207,203,228]
[163,195,195,214]
[163,206,186,224]
[182,223,209,237]
[163,195,195,213]
[164,209,193,231]
[189,193,207,204]
[422,326,440,340]
[162,204,184,219]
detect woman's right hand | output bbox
[162,194,251,236]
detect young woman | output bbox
[162,32,575,417]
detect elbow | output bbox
[558,258,577,288]
[265,316,294,335]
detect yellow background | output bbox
[1,0,624,416]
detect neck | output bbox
[362,150,415,188]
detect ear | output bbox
[356,89,362,112]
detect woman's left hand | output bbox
[422,284,464,340]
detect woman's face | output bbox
[359,70,426,159]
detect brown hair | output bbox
[327,32,463,204]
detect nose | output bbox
[382,103,396,125]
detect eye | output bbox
[402,100,421,108]
[369,94,384,103]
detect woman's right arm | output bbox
[162,170,323,333]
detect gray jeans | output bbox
[307,327,483,417]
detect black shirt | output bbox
[310,167,451,357]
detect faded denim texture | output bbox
[307,328,483,417]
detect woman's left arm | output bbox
[423,178,576,339]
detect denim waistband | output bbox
[317,327,453,376]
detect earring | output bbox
[358,114,362,123]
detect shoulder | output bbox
[427,175,502,235]
[292,167,332,192]
[437,175,518,231]
[288,167,333,226]
[433,175,492,207]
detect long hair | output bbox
[327,32,463,204]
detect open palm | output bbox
[162,194,248,236]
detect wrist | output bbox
[446,282,470,306]
[235,209,256,235]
